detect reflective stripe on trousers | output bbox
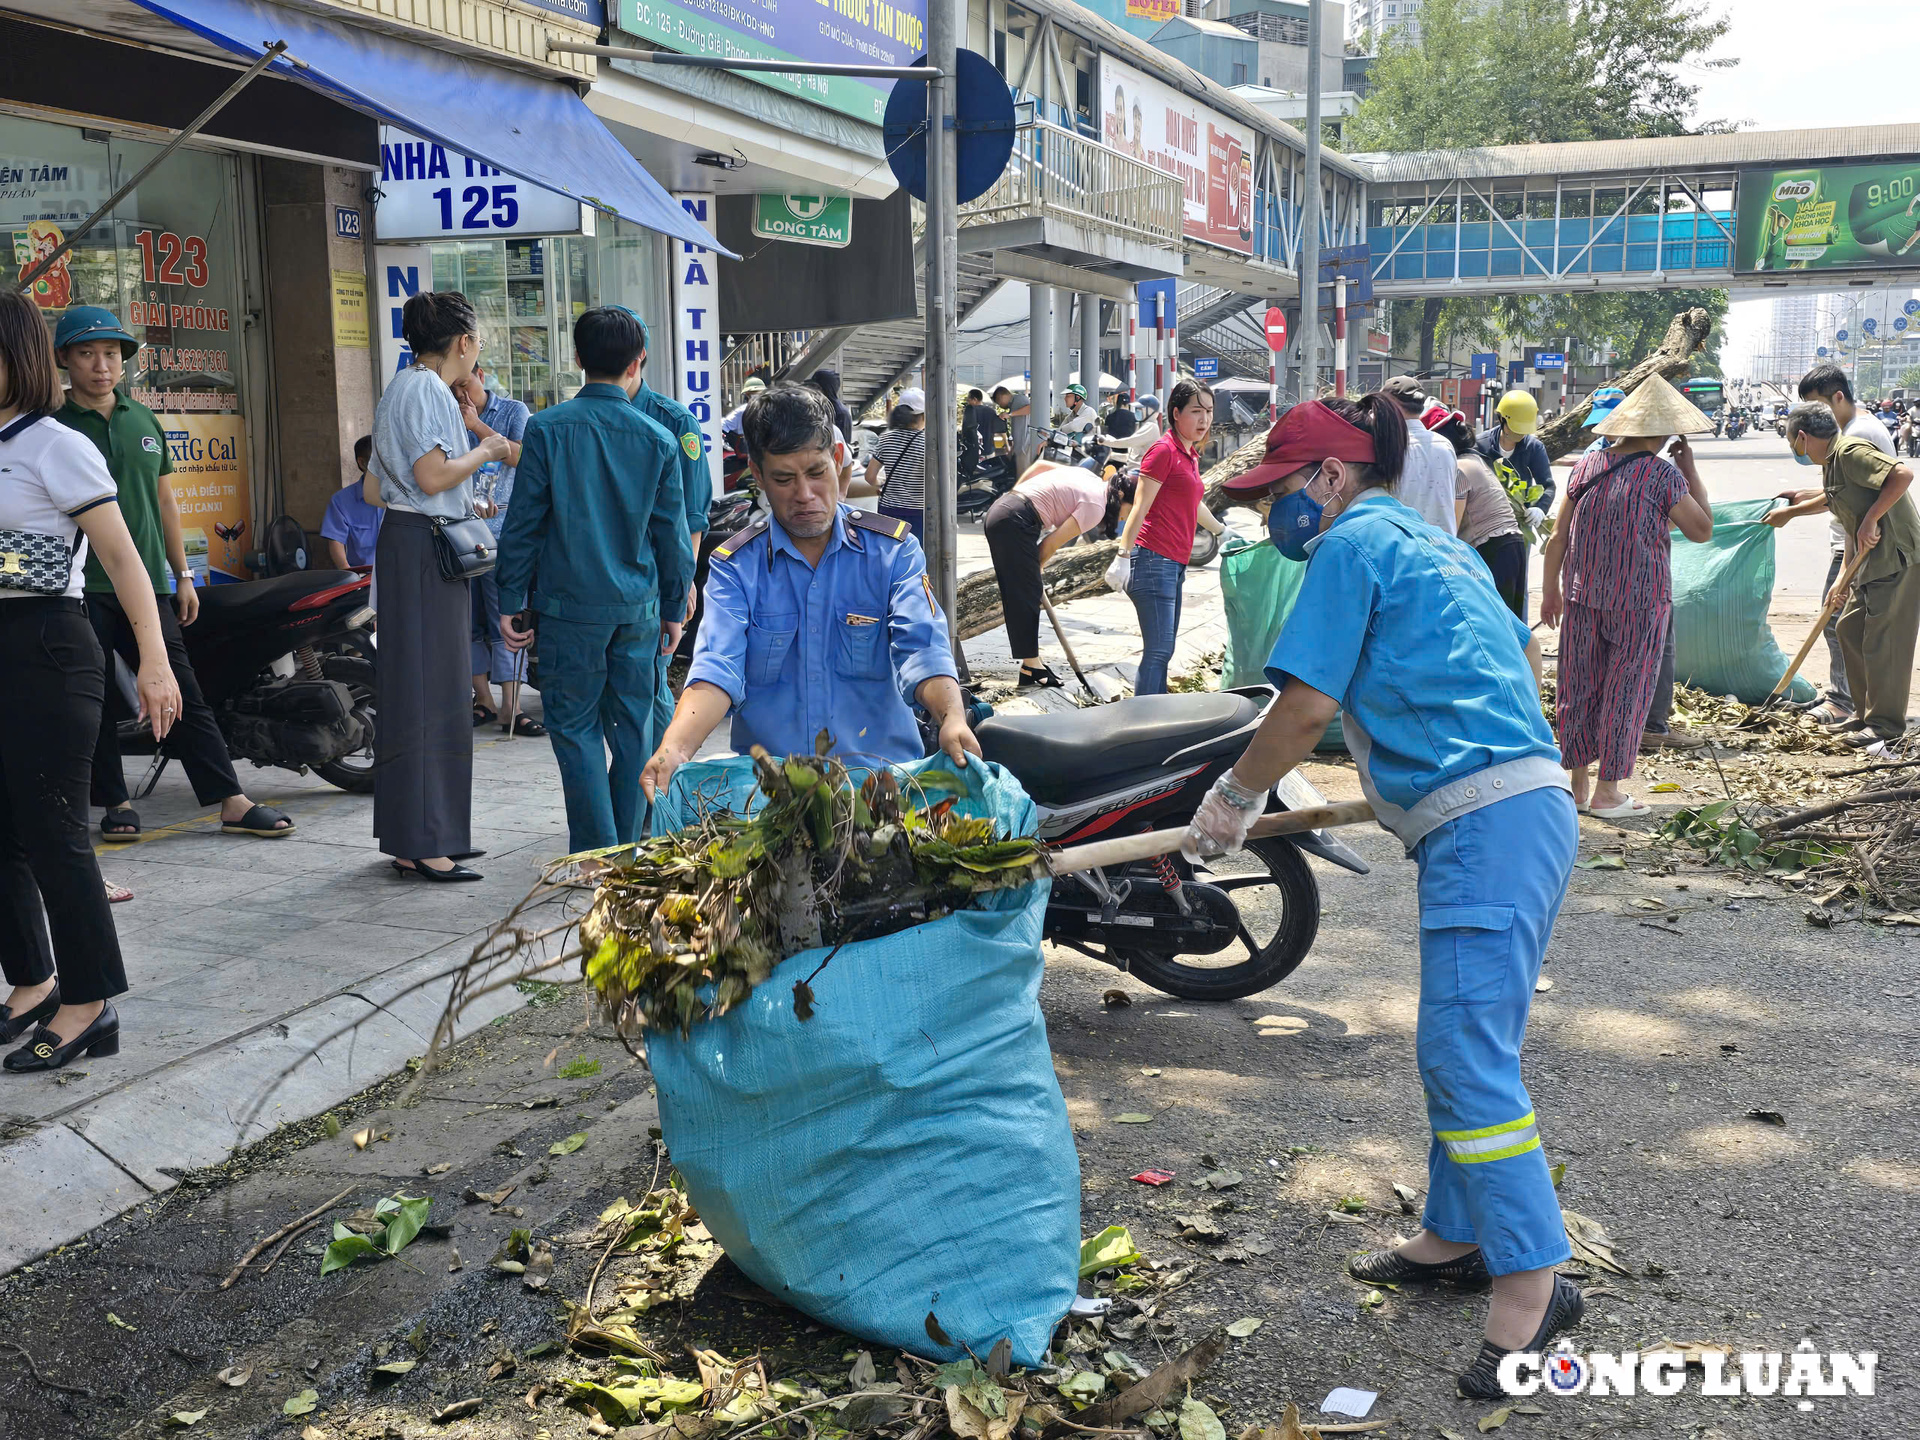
[1413,786,1577,1275]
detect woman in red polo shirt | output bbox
[1115,379,1212,694]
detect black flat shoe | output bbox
[1455,1274,1587,1399]
[1348,1245,1491,1289]
[390,859,483,883]
[5,1003,119,1072]
[0,984,60,1044]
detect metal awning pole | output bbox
[547,41,941,78]
[17,42,287,294]
[924,0,964,681]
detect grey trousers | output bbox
[1822,548,1855,709]
[1643,611,1676,733]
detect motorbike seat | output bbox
[195,570,366,621]
[977,692,1261,802]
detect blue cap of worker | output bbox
[612,305,650,353]
[52,305,139,359]
[1585,386,1627,425]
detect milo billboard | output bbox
[1737,163,1920,272]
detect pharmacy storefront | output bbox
[372,127,669,410]
[6,111,259,580]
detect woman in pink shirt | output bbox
[1115,380,1212,694]
[983,463,1112,687]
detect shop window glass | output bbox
[3,113,249,580]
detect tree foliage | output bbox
[1349,0,1736,374]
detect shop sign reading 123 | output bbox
[373,127,589,242]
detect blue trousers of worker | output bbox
[1413,785,1578,1275]
[537,613,660,854]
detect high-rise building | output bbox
[1752,294,1819,386]
[1349,0,1420,44]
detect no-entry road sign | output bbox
[1264,306,1287,353]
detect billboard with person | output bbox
[1736,162,1920,273]
[1098,56,1253,256]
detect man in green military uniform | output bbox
[1785,401,1920,751]
[623,309,713,745]
[53,307,293,839]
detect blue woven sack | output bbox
[645,755,1077,1366]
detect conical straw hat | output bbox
[1593,373,1714,438]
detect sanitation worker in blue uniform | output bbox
[641,382,979,799]
[1198,395,1581,1401]
[624,313,713,744]
[497,307,692,852]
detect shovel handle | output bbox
[1046,800,1376,877]
[1768,545,1873,700]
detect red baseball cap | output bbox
[1223,401,1378,495]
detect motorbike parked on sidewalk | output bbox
[957,450,1018,520]
[113,569,378,795]
[675,485,762,661]
[976,687,1368,1000]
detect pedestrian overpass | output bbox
[1357,126,1920,298]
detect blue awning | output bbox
[131,0,734,257]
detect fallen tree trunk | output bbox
[1202,430,1278,517]
[1537,307,1715,460]
[954,536,1120,641]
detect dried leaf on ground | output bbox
[1746,1109,1787,1127]
[848,1351,878,1389]
[1103,989,1134,1008]
[550,1132,588,1156]
[432,1397,483,1423]
[216,1365,251,1388]
[1477,1407,1512,1432]
[1574,855,1627,870]
[1179,1397,1227,1440]
[1562,1207,1630,1276]
[164,1412,207,1428]
[1080,1329,1226,1428]
[1225,1317,1263,1338]
[283,1389,319,1416]
[1113,1113,1154,1124]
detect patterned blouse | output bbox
[1562,449,1689,612]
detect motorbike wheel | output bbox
[1188,527,1221,568]
[316,635,377,794]
[1107,838,1319,1001]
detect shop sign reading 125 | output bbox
[373,126,587,241]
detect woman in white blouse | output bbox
[0,287,180,1072]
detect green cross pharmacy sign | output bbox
[751,193,853,249]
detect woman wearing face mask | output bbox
[1197,395,1582,1399]
[1111,380,1212,694]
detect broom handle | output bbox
[1047,800,1376,876]
[1769,545,1872,700]
[1040,589,1094,694]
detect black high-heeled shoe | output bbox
[391,858,483,883]
[4,1002,119,1072]
[0,983,61,1044]
[1455,1274,1587,1400]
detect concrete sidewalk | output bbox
[0,724,574,1273]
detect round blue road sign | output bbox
[1865,318,1878,335]
[1818,347,1829,357]
[1900,318,1910,333]
[1906,299,1919,316]
[884,50,1016,206]
[1838,328,1850,342]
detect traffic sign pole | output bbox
[923,0,961,676]
[1298,0,1322,399]
[1333,276,1348,399]
[1263,306,1287,421]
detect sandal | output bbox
[473,703,498,727]
[1347,1246,1490,1289]
[100,808,141,842]
[104,880,133,904]
[504,715,546,737]
[1017,664,1065,690]
[222,804,296,838]
[1589,795,1649,819]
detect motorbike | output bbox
[1726,413,1747,440]
[676,485,762,661]
[1040,425,1103,470]
[957,450,1018,520]
[112,569,378,795]
[976,687,1369,1000]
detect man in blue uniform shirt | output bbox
[622,309,713,743]
[641,383,979,798]
[497,308,692,852]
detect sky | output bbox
[1689,2,1920,379]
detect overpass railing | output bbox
[960,118,1185,249]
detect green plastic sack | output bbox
[1218,537,1346,751]
[1671,498,1817,705]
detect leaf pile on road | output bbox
[580,740,1045,1036]
[320,1193,432,1275]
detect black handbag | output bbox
[431,512,496,581]
[0,413,85,596]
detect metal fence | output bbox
[721,331,812,402]
[958,118,1184,248]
